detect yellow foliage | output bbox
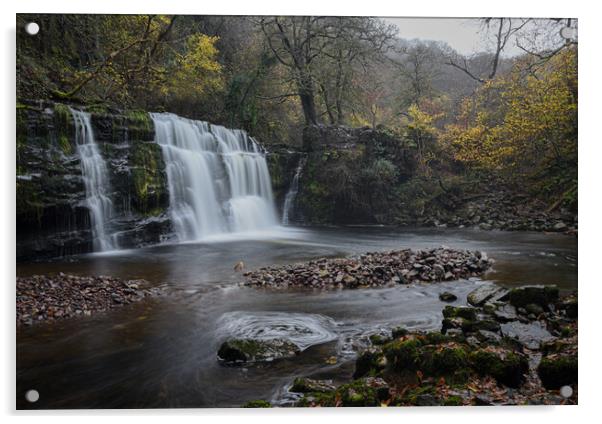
[442,48,577,178]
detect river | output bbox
[16,226,577,409]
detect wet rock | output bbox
[217,338,301,363]
[467,285,506,307]
[492,304,518,322]
[243,248,493,289]
[439,292,457,302]
[16,274,163,326]
[442,306,478,321]
[500,320,556,350]
[290,378,336,393]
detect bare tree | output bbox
[445,18,530,83]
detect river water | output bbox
[16,227,577,409]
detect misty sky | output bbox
[384,18,525,57]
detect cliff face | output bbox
[296,125,419,225]
[16,102,171,260]
[16,102,303,260]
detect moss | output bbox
[383,337,423,371]
[537,355,577,389]
[421,331,450,345]
[130,141,166,215]
[126,110,153,139]
[354,349,385,379]
[443,395,463,406]
[53,103,72,140]
[242,400,271,408]
[398,385,436,405]
[508,286,559,309]
[290,378,333,394]
[469,349,529,388]
[336,380,381,407]
[442,306,478,321]
[420,345,470,381]
[369,334,390,345]
[295,391,336,407]
[58,134,72,155]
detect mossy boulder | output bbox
[439,291,458,302]
[469,348,529,388]
[506,286,559,309]
[442,306,478,321]
[353,348,386,378]
[383,337,423,371]
[217,338,301,363]
[290,378,335,393]
[337,378,389,407]
[537,354,578,389]
[420,343,470,380]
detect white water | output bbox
[282,157,305,225]
[151,113,279,241]
[70,108,117,251]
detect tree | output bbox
[445,18,530,83]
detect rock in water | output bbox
[467,285,506,306]
[290,378,336,393]
[217,338,301,363]
[439,292,458,302]
[234,261,245,272]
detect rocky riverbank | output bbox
[242,248,493,289]
[16,274,164,326]
[238,286,577,407]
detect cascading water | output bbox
[69,108,117,251]
[150,112,278,241]
[282,157,305,225]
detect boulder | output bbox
[500,320,556,350]
[504,286,559,309]
[217,338,301,363]
[467,285,506,307]
[290,378,336,393]
[469,348,529,388]
[439,291,458,302]
[537,354,578,389]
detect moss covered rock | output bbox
[442,306,478,321]
[353,348,386,378]
[469,348,529,388]
[506,286,559,309]
[217,338,300,363]
[537,354,578,389]
[290,378,335,393]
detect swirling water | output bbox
[16,227,576,408]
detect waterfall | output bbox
[150,112,278,241]
[282,157,305,225]
[69,108,118,251]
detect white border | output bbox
[2,0,599,422]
